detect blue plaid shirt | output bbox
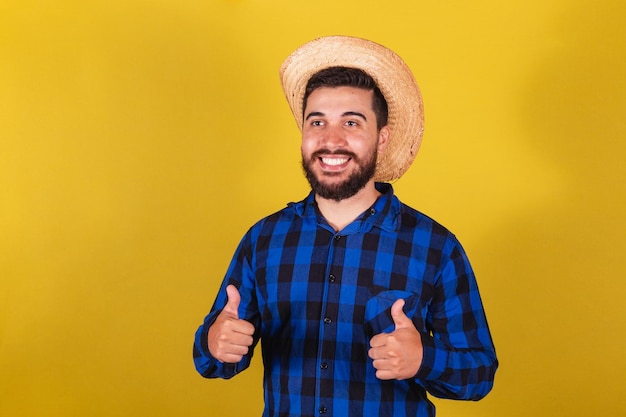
[194,183,497,417]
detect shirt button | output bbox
[319,406,327,414]
[329,274,336,282]
[323,317,332,324]
[320,362,328,370]
[334,235,341,241]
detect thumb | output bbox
[390,299,412,330]
[223,284,241,318]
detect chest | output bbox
[253,227,438,335]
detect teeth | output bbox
[322,157,348,166]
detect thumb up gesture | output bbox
[208,285,255,363]
[368,299,423,380]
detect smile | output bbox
[321,156,350,166]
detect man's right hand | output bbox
[207,284,255,363]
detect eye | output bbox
[345,120,358,127]
[311,120,324,127]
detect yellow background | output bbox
[1,0,625,415]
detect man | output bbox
[193,36,497,417]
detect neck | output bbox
[315,181,380,232]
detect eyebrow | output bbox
[304,111,325,121]
[304,111,368,121]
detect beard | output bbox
[301,148,378,202]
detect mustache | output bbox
[310,149,358,159]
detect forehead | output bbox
[304,86,374,111]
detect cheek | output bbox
[300,142,312,160]
[300,134,316,154]
[349,135,375,153]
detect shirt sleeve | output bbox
[192,231,261,379]
[413,235,498,400]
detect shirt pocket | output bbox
[364,290,419,337]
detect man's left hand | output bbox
[368,299,423,380]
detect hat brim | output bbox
[279,36,424,182]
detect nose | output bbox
[320,125,347,149]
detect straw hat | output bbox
[279,35,424,182]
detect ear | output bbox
[377,126,391,154]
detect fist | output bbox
[368,299,423,380]
[207,285,255,363]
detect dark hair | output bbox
[303,66,389,130]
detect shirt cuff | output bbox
[414,332,447,382]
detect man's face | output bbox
[301,86,389,202]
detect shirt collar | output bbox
[290,183,400,233]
